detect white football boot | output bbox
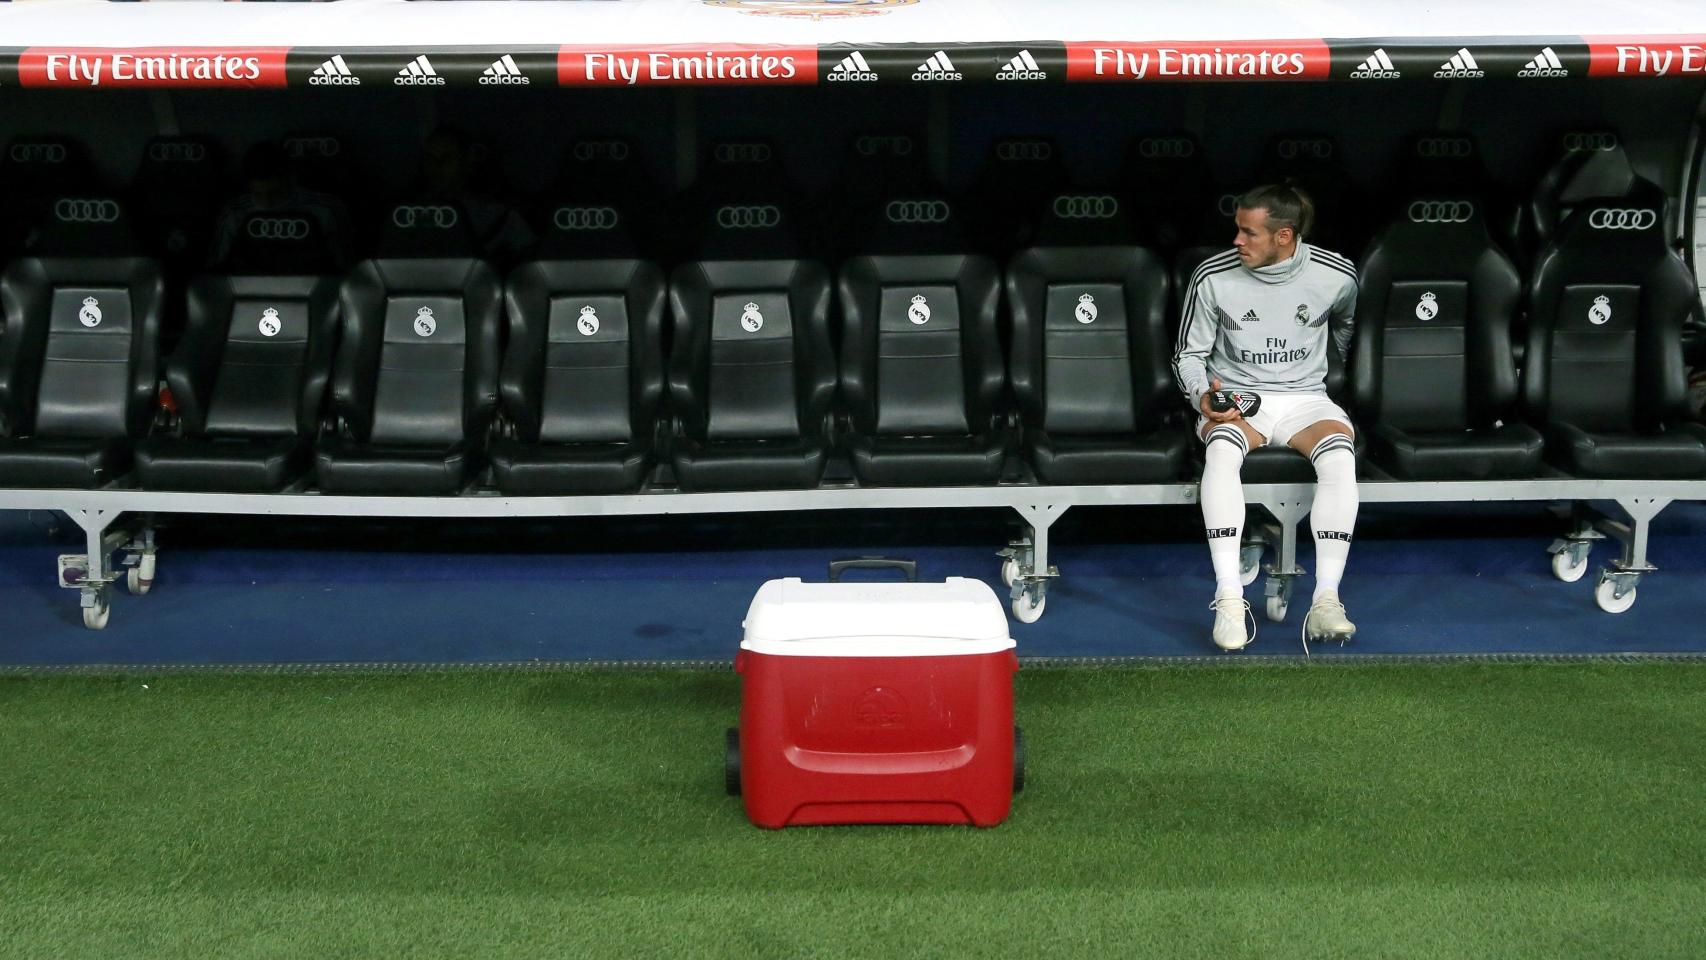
[1302,591,1357,654]
[1211,596,1254,652]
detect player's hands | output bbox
[1199,378,1241,423]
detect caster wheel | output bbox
[82,598,110,631]
[1239,547,1262,587]
[1551,549,1588,583]
[1011,590,1046,624]
[1265,595,1289,622]
[1012,726,1026,794]
[724,728,741,796]
[1594,578,1637,614]
[125,556,155,596]
[1001,557,1020,589]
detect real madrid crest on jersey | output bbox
[907,294,931,325]
[577,305,600,337]
[741,302,764,333]
[414,306,437,338]
[1415,292,1438,321]
[702,0,918,18]
[259,307,282,337]
[78,297,102,328]
[1294,303,1311,327]
[1589,295,1611,325]
[1075,293,1098,324]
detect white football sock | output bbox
[1201,424,1249,600]
[1308,433,1358,602]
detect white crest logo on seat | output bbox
[741,302,764,332]
[1416,292,1438,321]
[1076,293,1098,324]
[78,297,102,328]
[259,307,282,337]
[908,294,931,325]
[414,306,437,338]
[577,305,600,337]
[1589,295,1612,325]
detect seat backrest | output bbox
[29,194,143,257]
[131,136,228,262]
[1007,246,1172,436]
[500,259,667,444]
[1033,188,1138,249]
[1351,195,1522,432]
[1124,133,1220,250]
[968,136,1067,253]
[668,259,834,442]
[1527,131,1635,257]
[1395,132,1521,258]
[537,138,657,260]
[838,255,1002,438]
[331,258,502,446]
[226,211,338,275]
[172,274,340,440]
[1524,184,1697,433]
[681,140,803,261]
[0,257,162,441]
[376,200,478,259]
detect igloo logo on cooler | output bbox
[1075,293,1098,324]
[78,297,103,328]
[577,305,600,337]
[413,306,437,338]
[907,294,931,325]
[740,302,764,333]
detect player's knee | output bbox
[1308,432,1356,482]
[1204,423,1250,468]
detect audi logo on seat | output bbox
[1277,138,1333,160]
[573,141,630,162]
[246,217,311,240]
[1415,137,1473,159]
[148,142,207,164]
[857,135,914,158]
[1053,195,1119,220]
[391,205,459,229]
[1587,208,1657,230]
[714,143,772,164]
[284,136,341,159]
[10,143,66,163]
[553,207,620,231]
[996,141,1052,162]
[1562,132,1618,153]
[1407,200,1474,223]
[885,200,951,224]
[54,199,121,224]
[1137,138,1195,159]
[715,205,781,229]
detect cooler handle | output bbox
[827,557,918,582]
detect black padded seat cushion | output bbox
[669,436,827,491]
[1028,428,1190,484]
[135,436,308,492]
[1369,422,1544,481]
[1543,421,1706,479]
[846,432,1007,487]
[0,437,130,488]
[314,436,473,495]
[488,437,653,496]
[1225,433,1368,484]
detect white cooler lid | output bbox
[740,577,1015,657]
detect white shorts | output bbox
[1196,392,1354,448]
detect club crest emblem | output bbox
[1589,295,1611,325]
[414,306,437,338]
[577,305,600,337]
[1295,303,1311,326]
[78,297,102,328]
[741,302,764,332]
[1415,292,1438,321]
[1075,293,1098,324]
[907,294,931,325]
[259,307,282,337]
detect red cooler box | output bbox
[728,563,1022,828]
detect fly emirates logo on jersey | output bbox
[1585,36,1706,76]
[1065,41,1330,81]
[19,48,290,88]
[559,46,816,86]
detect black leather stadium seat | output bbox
[1394,132,1522,260]
[490,260,667,494]
[1008,246,1188,484]
[0,257,163,488]
[1523,185,1706,478]
[136,274,339,491]
[315,259,503,494]
[667,260,835,491]
[838,251,1007,486]
[1527,131,1639,261]
[1352,195,1543,480]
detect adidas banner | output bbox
[818,44,1064,83]
[284,49,559,88]
[1331,42,1591,80]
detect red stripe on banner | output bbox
[18,47,291,88]
[558,46,818,86]
[1065,40,1330,81]
[1585,35,1706,77]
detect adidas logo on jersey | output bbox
[1241,309,1261,324]
[828,51,878,82]
[395,55,445,86]
[1518,46,1568,77]
[1350,48,1399,79]
[913,50,962,82]
[310,55,360,86]
[1434,47,1485,79]
[996,49,1046,81]
[480,54,530,85]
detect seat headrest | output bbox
[696,195,799,260]
[377,200,477,258]
[535,196,640,259]
[227,210,335,274]
[1033,189,1136,247]
[1398,132,1488,190]
[137,136,223,182]
[555,138,654,197]
[855,188,966,255]
[28,194,140,256]
[1263,134,1341,170]
[1556,146,1639,205]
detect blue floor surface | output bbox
[3,502,1704,665]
